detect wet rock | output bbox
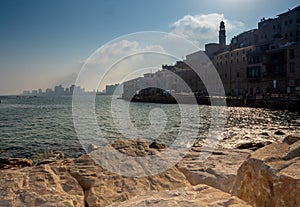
[110,184,251,207]
[176,147,250,193]
[32,150,65,165]
[149,141,166,150]
[87,144,99,153]
[236,141,272,151]
[260,132,269,136]
[232,136,300,207]
[283,134,300,145]
[274,130,285,135]
[0,158,33,169]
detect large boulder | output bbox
[232,135,300,207]
[0,163,85,207]
[66,139,191,207]
[176,147,250,193]
[108,184,252,207]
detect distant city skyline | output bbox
[21,83,123,96]
[0,0,299,95]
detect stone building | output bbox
[209,5,300,97]
[123,6,300,99]
[247,6,300,96]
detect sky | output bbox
[0,0,299,95]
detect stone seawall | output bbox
[128,95,300,111]
[1,135,299,207]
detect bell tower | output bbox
[219,21,226,47]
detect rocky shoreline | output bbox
[0,135,299,207]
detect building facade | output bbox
[209,6,300,97]
[122,6,300,99]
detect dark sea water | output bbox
[0,95,299,159]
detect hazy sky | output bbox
[0,0,299,95]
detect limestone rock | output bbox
[87,144,99,153]
[176,147,250,193]
[232,135,300,207]
[274,130,285,136]
[0,158,33,169]
[108,184,252,207]
[66,139,191,207]
[236,141,272,151]
[283,134,300,145]
[0,139,191,207]
[32,150,65,165]
[149,141,166,150]
[0,163,85,207]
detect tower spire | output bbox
[219,20,226,48]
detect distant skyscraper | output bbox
[54,85,64,95]
[70,85,75,95]
[105,84,122,95]
[22,90,30,95]
[219,21,226,48]
[46,88,53,95]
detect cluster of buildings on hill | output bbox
[123,6,300,100]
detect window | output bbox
[290,63,295,73]
[237,58,239,63]
[290,32,293,37]
[231,59,233,64]
[247,66,261,78]
[290,49,295,59]
[237,72,240,78]
[225,73,227,78]
[285,33,288,38]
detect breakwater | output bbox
[127,94,300,111]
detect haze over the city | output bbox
[0,0,299,95]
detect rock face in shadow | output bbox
[232,136,300,207]
[176,147,251,193]
[236,141,272,151]
[0,158,33,169]
[108,184,252,207]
